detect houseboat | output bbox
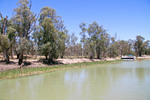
[121,55,136,60]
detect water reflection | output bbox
[0,60,150,100]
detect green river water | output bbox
[0,60,150,100]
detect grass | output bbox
[0,60,122,80]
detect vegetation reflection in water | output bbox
[0,60,150,100]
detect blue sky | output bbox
[0,0,150,41]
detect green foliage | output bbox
[12,0,36,64]
[118,40,131,56]
[58,31,69,58]
[13,0,36,38]
[108,41,120,58]
[66,33,78,57]
[0,0,150,63]
[39,7,58,60]
[0,35,10,50]
[134,35,145,56]
[143,40,150,55]
[7,20,16,41]
[0,13,11,62]
[79,22,86,44]
[79,21,111,59]
[19,38,29,51]
[32,26,43,54]
[38,6,68,61]
[41,42,51,58]
[70,33,78,46]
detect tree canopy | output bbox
[0,0,150,65]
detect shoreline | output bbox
[0,60,122,80]
[137,56,150,59]
[0,55,150,80]
[0,57,120,71]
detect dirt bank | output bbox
[1,55,150,71]
[0,57,120,71]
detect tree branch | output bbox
[0,12,3,18]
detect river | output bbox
[0,60,150,100]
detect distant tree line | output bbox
[70,22,150,59]
[0,0,150,65]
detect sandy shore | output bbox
[0,57,120,71]
[57,58,120,64]
[137,56,150,59]
[0,55,149,71]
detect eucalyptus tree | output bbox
[32,26,43,57]
[41,42,51,59]
[79,22,87,57]
[134,35,145,57]
[73,43,82,57]
[118,40,131,56]
[70,33,78,57]
[0,13,16,61]
[143,40,150,55]
[0,13,8,35]
[39,13,57,61]
[7,20,16,58]
[87,22,98,59]
[0,35,10,62]
[12,0,36,65]
[87,22,110,59]
[100,32,110,58]
[0,12,10,63]
[39,7,68,62]
[128,39,135,55]
[58,29,69,58]
[56,17,69,58]
[108,37,119,58]
[83,38,91,58]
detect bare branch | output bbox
[27,14,37,36]
[0,12,3,18]
[29,0,32,10]
[2,16,8,35]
